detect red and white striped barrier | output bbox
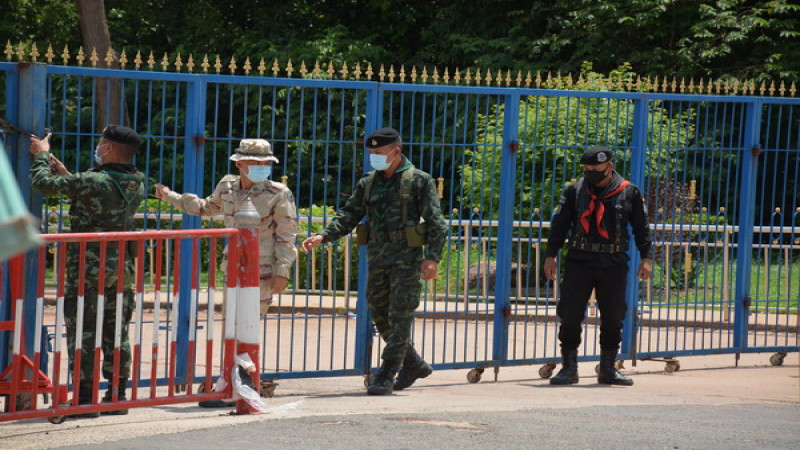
[0,228,259,423]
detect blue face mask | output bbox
[369,151,395,171]
[94,144,108,165]
[247,165,271,183]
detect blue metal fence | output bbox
[1,62,797,387]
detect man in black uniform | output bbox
[544,146,652,386]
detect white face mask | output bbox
[94,144,109,165]
[369,150,395,171]
[247,165,271,183]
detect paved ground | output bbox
[1,352,797,449]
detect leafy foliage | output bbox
[462,65,695,221]
[1,1,797,81]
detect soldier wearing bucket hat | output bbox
[155,138,298,406]
[544,146,652,386]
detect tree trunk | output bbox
[75,0,125,131]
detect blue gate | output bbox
[1,58,797,388]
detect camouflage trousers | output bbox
[64,287,135,384]
[367,244,422,364]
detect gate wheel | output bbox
[770,352,787,366]
[538,363,557,379]
[47,415,66,424]
[467,368,484,383]
[261,380,278,398]
[665,360,680,373]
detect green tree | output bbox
[461,68,695,221]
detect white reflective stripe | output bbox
[34,297,43,353]
[207,287,216,342]
[114,291,123,348]
[189,289,197,342]
[170,292,180,343]
[57,296,66,353]
[152,290,161,346]
[95,294,104,348]
[135,290,144,346]
[75,295,84,350]
[235,286,260,344]
[12,299,22,356]
[224,286,236,340]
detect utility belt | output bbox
[569,239,627,254]
[356,223,427,246]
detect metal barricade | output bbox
[0,228,258,423]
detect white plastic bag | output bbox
[232,353,267,413]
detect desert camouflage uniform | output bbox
[163,175,298,307]
[318,157,447,363]
[29,152,144,383]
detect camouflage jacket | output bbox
[319,157,448,262]
[29,152,145,290]
[164,175,298,279]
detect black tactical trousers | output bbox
[556,259,629,353]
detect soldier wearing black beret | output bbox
[302,126,449,395]
[28,124,144,416]
[544,146,653,386]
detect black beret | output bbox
[365,127,400,148]
[102,125,140,147]
[580,146,613,165]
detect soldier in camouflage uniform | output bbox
[154,138,298,407]
[29,126,145,417]
[302,127,448,395]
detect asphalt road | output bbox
[2,353,797,450]
[56,404,799,450]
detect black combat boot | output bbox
[394,348,433,391]
[101,379,129,415]
[597,350,633,386]
[367,360,401,395]
[550,348,579,385]
[71,381,100,418]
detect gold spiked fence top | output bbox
[4,41,797,97]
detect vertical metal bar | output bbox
[354,85,380,373]
[176,80,207,382]
[621,96,648,358]
[734,100,762,353]
[16,63,47,365]
[0,65,19,370]
[493,93,519,366]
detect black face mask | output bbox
[583,168,608,185]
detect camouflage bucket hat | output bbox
[230,139,279,163]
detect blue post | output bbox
[0,64,19,370]
[354,86,381,374]
[621,96,649,357]
[733,101,762,353]
[493,94,520,365]
[176,79,207,382]
[16,63,47,364]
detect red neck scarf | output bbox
[579,180,630,239]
